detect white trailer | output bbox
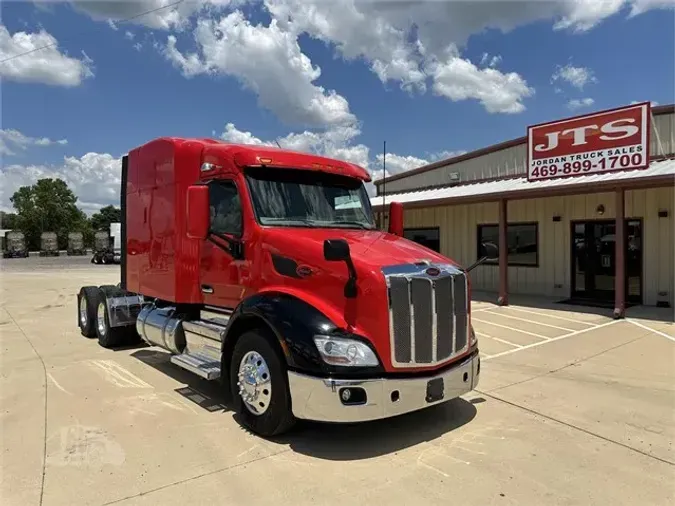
[110,222,121,264]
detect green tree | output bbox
[0,211,19,229]
[10,178,90,250]
[90,205,122,232]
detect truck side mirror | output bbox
[388,201,403,237]
[324,239,358,298]
[323,239,350,261]
[186,185,210,240]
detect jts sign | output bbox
[527,102,650,181]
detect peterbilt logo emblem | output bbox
[426,267,440,276]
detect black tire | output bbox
[95,297,129,349]
[78,286,101,338]
[229,330,295,437]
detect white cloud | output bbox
[552,63,597,89]
[430,150,468,162]
[567,97,595,110]
[0,129,68,156]
[220,122,369,168]
[265,0,427,92]
[70,0,234,31]
[133,42,143,52]
[265,0,543,113]
[0,153,122,214]
[262,0,670,114]
[553,0,627,31]
[629,0,675,16]
[0,25,94,87]
[219,122,446,194]
[125,31,135,40]
[480,53,502,68]
[162,11,355,128]
[429,52,535,114]
[375,153,428,178]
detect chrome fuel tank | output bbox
[136,305,186,354]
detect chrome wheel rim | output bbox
[96,302,106,336]
[79,296,88,327]
[237,351,272,415]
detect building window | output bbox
[404,227,440,253]
[477,222,538,267]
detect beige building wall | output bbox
[402,186,674,306]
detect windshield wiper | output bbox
[330,221,375,230]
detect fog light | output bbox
[339,387,367,405]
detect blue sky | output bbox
[1,0,673,212]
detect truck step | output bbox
[170,352,221,380]
[183,320,226,342]
[200,307,232,327]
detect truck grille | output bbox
[383,263,468,368]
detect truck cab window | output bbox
[245,167,375,229]
[209,181,242,237]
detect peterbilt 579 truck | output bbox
[77,137,490,437]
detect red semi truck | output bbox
[77,137,492,437]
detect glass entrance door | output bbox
[571,219,642,304]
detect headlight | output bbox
[313,335,379,367]
[470,325,477,346]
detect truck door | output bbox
[200,179,247,309]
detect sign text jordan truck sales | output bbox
[527,102,650,181]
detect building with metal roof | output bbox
[371,102,674,315]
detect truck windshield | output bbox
[245,167,376,229]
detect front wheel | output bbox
[230,330,295,437]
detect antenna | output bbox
[382,140,386,229]
[275,139,282,148]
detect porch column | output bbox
[498,198,509,306]
[614,188,626,318]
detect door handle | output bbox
[201,285,214,294]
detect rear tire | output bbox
[78,286,101,338]
[230,330,295,437]
[95,298,129,349]
[94,286,141,348]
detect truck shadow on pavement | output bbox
[131,348,479,460]
[131,349,229,413]
[267,397,478,460]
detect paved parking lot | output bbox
[1,257,674,505]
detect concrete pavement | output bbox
[1,258,673,505]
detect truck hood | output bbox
[258,227,467,373]
[261,227,454,270]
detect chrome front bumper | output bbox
[288,352,480,423]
